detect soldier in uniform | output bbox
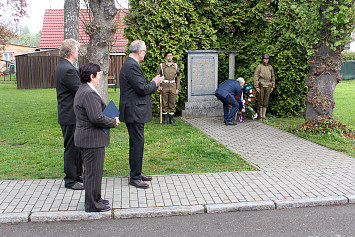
[156,51,180,125]
[253,53,275,120]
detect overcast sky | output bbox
[18,0,128,35]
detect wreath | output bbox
[235,83,258,122]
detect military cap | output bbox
[165,50,173,57]
[262,53,270,59]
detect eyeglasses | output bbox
[140,50,146,53]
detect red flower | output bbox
[251,98,254,101]
[246,102,249,105]
[252,91,255,95]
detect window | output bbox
[3,52,14,61]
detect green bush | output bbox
[342,52,355,61]
[124,0,354,118]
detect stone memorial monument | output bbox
[182,50,238,117]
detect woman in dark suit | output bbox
[74,63,119,212]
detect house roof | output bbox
[40,9,128,53]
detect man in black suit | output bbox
[55,39,84,190]
[119,40,164,189]
[74,63,119,212]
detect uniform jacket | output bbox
[253,62,275,88]
[55,57,81,125]
[74,83,116,148]
[155,61,181,90]
[119,57,157,123]
[215,79,244,109]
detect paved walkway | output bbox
[1,117,355,223]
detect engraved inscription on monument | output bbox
[190,55,216,95]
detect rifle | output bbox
[257,90,261,119]
[159,91,162,124]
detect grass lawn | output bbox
[333,80,355,130]
[263,79,355,157]
[0,81,255,180]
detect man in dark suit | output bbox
[215,77,246,125]
[119,40,164,189]
[55,39,84,190]
[74,63,119,212]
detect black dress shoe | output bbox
[225,121,238,125]
[65,182,84,190]
[129,178,149,189]
[77,176,84,183]
[100,205,111,212]
[141,173,152,181]
[102,200,109,205]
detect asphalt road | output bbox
[1,205,355,237]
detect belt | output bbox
[162,80,175,83]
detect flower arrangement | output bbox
[243,83,258,119]
[235,83,258,122]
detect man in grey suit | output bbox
[74,63,119,212]
[119,40,163,189]
[55,39,83,190]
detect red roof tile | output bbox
[40,9,128,53]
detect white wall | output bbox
[349,41,355,52]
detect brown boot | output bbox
[263,108,268,120]
[260,107,265,120]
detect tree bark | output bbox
[304,41,342,121]
[64,0,80,40]
[86,0,117,104]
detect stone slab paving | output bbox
[185,117,355,171]
[1,117,355,223]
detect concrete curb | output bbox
[275,196,348,209]
[206,201,275,213]
[30,210,112,222]
[1,196,354,224]
[114,205,205,219]
[347,195,355,204]
[0,212,30,224]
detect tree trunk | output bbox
[64,0,80,40]
[304,41,342,121]
[86,0,117,104]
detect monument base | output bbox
[182,95,223,118]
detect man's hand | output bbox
[242,109,246,113]
[271,88,274,92]
[176,89,179,95]
[152,75,164,87]
[115,117,120,126]
[256,88,260,93]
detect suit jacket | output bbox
[215,79,244,109]
[74,83,117,148]
[55,57,81,125]
[119,57,157,123]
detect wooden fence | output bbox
[16,53,127,89]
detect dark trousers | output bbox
[215,93,239,122]
[81,147,105,212]
[125,123,145,180]
[60,124,82,187]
